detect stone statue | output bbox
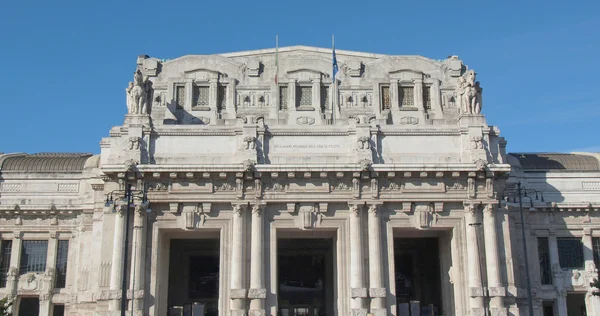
[459,70,483,114]
[126,69,152,114]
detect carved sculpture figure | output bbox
[457,70,483,115]
[128,137,140,150]
[243,136,256,150]
[126,70,152,114]
[357,136,370,150]
[471,136,483,150]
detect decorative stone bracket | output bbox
[247,288,266,299]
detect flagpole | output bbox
[276,35,279,123]
[332,34,335,124]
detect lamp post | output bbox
[502,182,544,316]
[105,179,150,316]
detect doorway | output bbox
[566,293,586,316]
[18,297,39,316]
[277,238,334,316]
[394,238,442,315]
[168,238,220,316]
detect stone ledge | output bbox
[351,287,368,298]
[230,289,248,299]
[369,288,386,298]
[95,290,120,301]
[248,288,266,299]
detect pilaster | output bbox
[249,203,266,316]
[465,203,485,313]
[129,203,147,311]
[109,204,126,311]
[483,204,506,314]
[367,204,386,316]
[349,203,367,316]
[230,203,247,316]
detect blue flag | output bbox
[332,46,338,83]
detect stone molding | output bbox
[368,288,386,298]
[490,308,509,316]
[351,287,368,298]
[369,308,386,316]
[470,286,485,297]
[488,286,506,297]
[248,310,265,316]
[247,288,266,299]
[471,307,486,316]
[229,289,248,299]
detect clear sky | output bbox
[1,0,598,155]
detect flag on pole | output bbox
[332,44,338,83]
[275,35,279,85]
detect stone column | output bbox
[548,233,567,316]
[129,204,147,311]
[209,78,218,109]
[431,79,443,114]
[39,234,58,316]
[465,204,485,316]
[109,204,126,311]
[582,229,600,315]
[6,232,22,315]
[249,204,266,316]
[349,203,367,315]
[413,78,423,109]
[367,204,386,316]
[390,80,399,109]
[230,204,247,316]
[483,204,506,315]
[288,80,295,110]
[312,79,321,111]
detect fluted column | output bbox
[6,232,22,316]
[109,204,126,311]
[249,204,266,316]
[349,203,367,315]
[230,204,247,316]
[483,204,506,314]
[548,233,567,315]
[129,204,147,311]
[367,204,386,316]
[465,203,485,316]
[582,230,600,315]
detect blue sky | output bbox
[1,0,599,154]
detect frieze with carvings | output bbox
[380,180,403,191]
[147,181,169,191]
[330,180,351,192]
[446,181,466,191]
[213,181,235,192]
[264,181,286,192]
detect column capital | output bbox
[12,231,22,239]
[464,202,479,214]
[584,228,593,236]
[367,204,380,215]
[251,204,265,215]
[232,203,247,216]
[483,203,497,214]
[348,203,362,215]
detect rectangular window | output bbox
[192,86,210,107]
[175,86,185,109]
[542,301,555,316]
[593,237,600,270]
[296,86,312,108]
[18,297,40,316]
[55,240,69,288]
[279,85,288,110]
[320,86,329,111]
[538,237,552,284]
[400,87,414,107]
[0,240,12,287]
[53,304,65,316]
[217,85,226,110]
[381,85,390,110]
[423,86,431,110]
[557,237,584,269]
[20,240,48,274]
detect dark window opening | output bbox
[538,237,552,284]
[0,240,12,287]
[20,240,48,274]
[557,237,584,269]
[55,240,69,288]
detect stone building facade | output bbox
[0,46,599,316]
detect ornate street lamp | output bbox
[501,182,544,316]
[105,179,150,316]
